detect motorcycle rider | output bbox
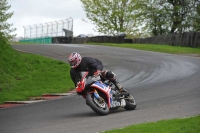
[68,52,127,107]
[68,52,126,94]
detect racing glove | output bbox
[93,70,101,77]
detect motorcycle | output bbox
[76,71,137,116]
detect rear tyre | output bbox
[86,93,109,116]
[124,92,137,110]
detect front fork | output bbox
[93,89,100,99]
[83,89,99,99]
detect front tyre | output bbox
[86,93,109,116]
[124,92,137,110]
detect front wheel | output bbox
[124,92,137,110]
[86,93,109,116]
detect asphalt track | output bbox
[0,44,200,133]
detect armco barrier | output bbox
[72,36,133,44]
[20,37,52,44]
[52,36,72,44]
[87,36,125,43]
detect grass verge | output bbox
[0,43,74,104]
[87,42,200,57]
[102,115,200,133]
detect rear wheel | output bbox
[86,93,109,116]
[124,92,137,110]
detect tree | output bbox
[0,0,16,45]
[80,0,140,35]
[193,2,200,31]
[139,0,171,36]
[81,0,200,37]
[142,0,200,36]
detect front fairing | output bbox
[77,72,113,108]
[91,81,112,108]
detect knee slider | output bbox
[102,70,116,80]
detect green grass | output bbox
[102,115,200,133]
[87,42,200,57]
[0,43,74,104]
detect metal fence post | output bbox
[46,23,49,37]
[40,23,43,37]
[50,22,53,37]
[61,20,64,36]
[34,25,37,38]
[29,26,31,39]
[55,21,58,36]
[23,26,26,39]
[69,17,73,31]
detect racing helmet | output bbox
[68,52,82,68]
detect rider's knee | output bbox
[101,70,116,81]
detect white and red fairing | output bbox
[91,81,112,108]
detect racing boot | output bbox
[115,81,124,92]
[114,81,129,96]
[113,80,127,92]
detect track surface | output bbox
[0,44,200,133]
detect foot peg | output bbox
[120,92,130,96]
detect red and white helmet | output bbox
[68,52,82,68]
